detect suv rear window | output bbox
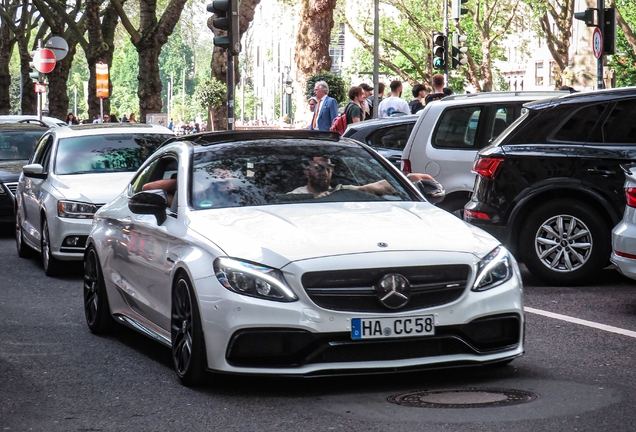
[552,103,609,142]
[432,106,482,149]
[367,123,414,150]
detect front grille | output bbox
[302,265,470,313]
[4,182,18,196]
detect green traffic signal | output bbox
[432,32,446,70]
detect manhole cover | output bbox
[388,388,539,408]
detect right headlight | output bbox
[472,246,513,291]
[214,258,298,302]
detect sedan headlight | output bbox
[58,200,98,219]
[214,258,297,302]
[472,246,513,291]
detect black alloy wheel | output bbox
[171,274,207,386]
[41,218,61,276]
[83,246,116,334]
[15,213,32,258]
[519,199,610,286]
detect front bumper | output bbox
[48,215,93,260]
[195,251,525,376]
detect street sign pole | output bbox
[37,40,42,122]
[597,0,604,90]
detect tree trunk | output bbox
[46,40,78,120]
[0,24,14,114]
[294,0,336,96]
[137,42,163,123]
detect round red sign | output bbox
[33,48,56,74]
[592,27,603,59]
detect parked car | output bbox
[343,114,421,168]
[14,123,174,276]
[0,115,67,128]
[611,164,636,280]
[465,87,636,285]
[401,91,565,215]
[83,129,524,386]
[0,123,50,227]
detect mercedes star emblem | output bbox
[375,273,411,309]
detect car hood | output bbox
[52,172,134,204]
[189,202,499,268]
[0,159,28,181]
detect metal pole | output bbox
[227,51,235,130]
[597,0,605,90]
[443,0,449,85]
[74,87,77,117]
[100,97,103,122]
[372,0,379,119]
[37,39,42,122]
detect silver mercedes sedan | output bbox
[84,130,524,386]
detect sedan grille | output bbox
[4,182,18,196]
[302,265,471,313]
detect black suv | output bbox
[464,87,636,285]
[0,123,49,227]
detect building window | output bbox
[329,23,345,73]
[549,61,556,86]
[535,62,544,86]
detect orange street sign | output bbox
[96,62,109,98]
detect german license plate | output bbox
[351,315,435,340]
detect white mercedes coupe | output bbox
[84,130,524,386]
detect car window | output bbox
[190,142,417,210]
[432,106,483,149]
[54,133,172,175]
[367,123,414,150]
[131,159,160,194]
[598,99,636,144]
[552,103,609,142]
[0,131,43,160]
[489,105,517,140]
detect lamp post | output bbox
[284,67,293,127]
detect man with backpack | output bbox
[330,86,365,135]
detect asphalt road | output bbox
[2,228,636,431]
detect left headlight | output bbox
[214,258,298,302]
[472,246,513,291]
[58,200,98,219]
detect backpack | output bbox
[329,103,352,135]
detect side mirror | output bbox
[128,190,168,225]
[416,178,445,204]
[22,163,46,178]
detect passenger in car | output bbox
[142,175,177,207]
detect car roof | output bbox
[344,114,420,132]
[49,122,174,139]
[0,122,50,132]
[165,129,342,147]
[0,115,66,127]
[524,86,636,110]
[432,90,569,106]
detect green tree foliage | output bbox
[194,77,227,110]
[306,71,347,104]
[608,1,636,87]
[111,41,139,118]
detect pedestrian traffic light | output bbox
[207,0,240,55]
[28,50,44,84]
[604,8,616,55]
[451,0,469,21]
[432,32,446,70]
[451,32,468,69]
[574,8,596,27]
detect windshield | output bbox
[55,133,172,175]
[191,141,417,209]
[0,131,44,160]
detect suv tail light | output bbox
[626,188,636,208]
[401,158,412,175]
[473,157,504,180]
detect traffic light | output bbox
[28,50,44,83]
[207,0,240,55]
[574,8,596,27]
[452,0,469,21]
[432,32,446,70]
[604,8,616,55]
[451,32,468,69]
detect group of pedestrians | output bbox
[65,112,138,125]
[307,74,454,132]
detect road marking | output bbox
[526,306,636,338]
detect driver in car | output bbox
[288,156,434,198]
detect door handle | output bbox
[587,168,616,176]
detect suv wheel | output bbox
[520,200,610,286]
[15,213,32,258]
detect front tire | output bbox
[83,246,116,334]
[171,274,208,386]
[519,199,610,286]
[15,213,33,258]
[41,218,62,276]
